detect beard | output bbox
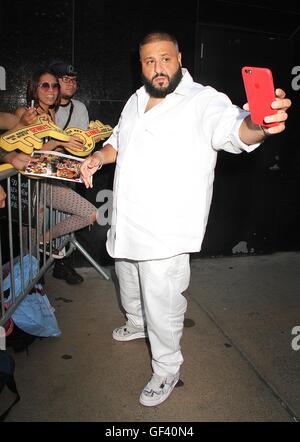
[141,66,183,98]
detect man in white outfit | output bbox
[80,32,291,407]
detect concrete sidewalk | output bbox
[5,252,300,422]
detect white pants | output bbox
[115,253,190,376]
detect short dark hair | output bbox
[26,69,60,109]
[139,31,179,52]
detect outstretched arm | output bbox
[0,112,19,130]
[1,107,47,134]
[239,88,291,145]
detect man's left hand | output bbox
[243,88,291,135]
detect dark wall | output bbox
[194,24,300,256]
[1,0,300,265]
[0,0,197,117]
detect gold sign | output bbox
[0,116,70,154]
[0,118,113,157]
[64,120,113,157]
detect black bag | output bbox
[0,350,20,421]
[6,324,37,353]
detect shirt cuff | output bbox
[230,110,262,153]
[103,132,118,151]
[103,140,118,151]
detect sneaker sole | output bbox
[40,250,65,259]
[112,331,148,342]
[39,244,66,259]
[139,375,180,407]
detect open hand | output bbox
[80,154,102,188]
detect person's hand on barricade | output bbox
[0,184,6,208]
[3,151,36,171]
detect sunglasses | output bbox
[38,82,60,90]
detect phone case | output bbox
[242,66,278,127]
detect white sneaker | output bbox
[112,323,148,341]
[139,372,180,407]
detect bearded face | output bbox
[140,40,183,98]
[141,66,183,98]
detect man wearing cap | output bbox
[49,61,89,131]
[49,60,90,285]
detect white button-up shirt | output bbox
[104,69,261,260]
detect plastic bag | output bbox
[2,255,61,337]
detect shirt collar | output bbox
[174,68,194,95]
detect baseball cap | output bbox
[49,61,77,77]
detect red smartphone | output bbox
[241,66,278,127]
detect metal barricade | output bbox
[0,165,109,329]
